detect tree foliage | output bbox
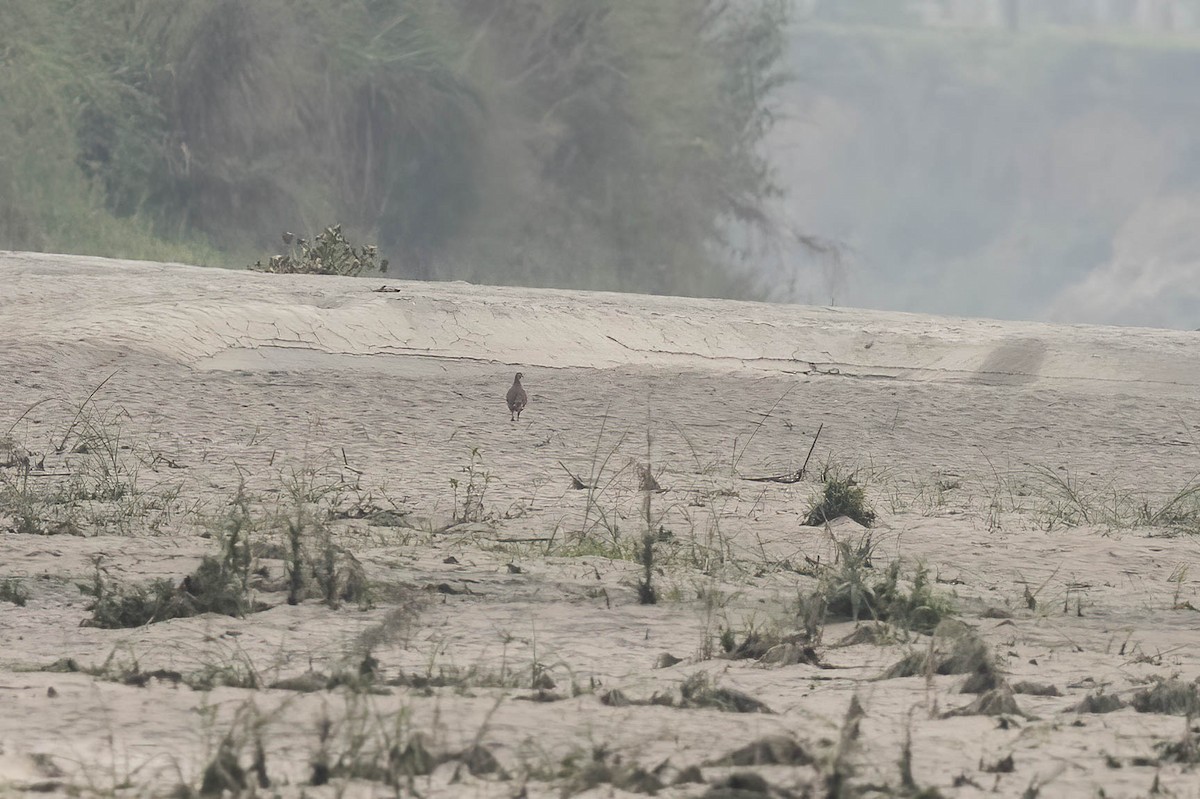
[0,0,791,297]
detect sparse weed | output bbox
[62,399,137,502]
[391,660,556,695]
[546,535,641,562]
[309,697,435,790]
[1030,465,1105,529]
[697,581,737,660]
[450,448,492,524]
[637,428,660,605]
[555,744,663,796]
[568,411,632,546]
[71,642,261,692]
[272,463,373,609]
[637,533,658,605]
[192,698,274,796]
[188,646,263,691]
[0,464,80,536]
[1021,464,1200,532]
[1156,716,1200,765]
[824,694,865,799]
[0,381,190,536]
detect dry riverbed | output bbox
[2,252,1200,798]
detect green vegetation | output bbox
[806,531,953,633]
[83,503,257,628]
[1,0,789,297]
[805,473,876,527]
[0,3,221,264]
[251,227,387,277]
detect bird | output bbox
[506,372,527,422]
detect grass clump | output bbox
[555,745,663,797]
[83,553,259,629]
[251,226,387,276]
[805,473,876,527]
[278,490,371,610]
[83,574,185,629]
[1132,679,1200,716]
[84,497,261,628]
[674,672,772,713]
[309,702,442,789]
[869,562,954,634]
[882,622,998,683]
[0,577,29,606]
[805,532,953,634]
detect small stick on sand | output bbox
[743,423,823,484]
[340,447,364,475]
[558,461,592,490]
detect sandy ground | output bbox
[2,250,1200,798]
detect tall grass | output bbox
[0,2,220,263]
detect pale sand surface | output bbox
[2,251,1200,797]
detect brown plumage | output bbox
[506,372,527,422]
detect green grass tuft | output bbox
[806,475,876,527]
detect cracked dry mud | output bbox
[2,251,1200,798]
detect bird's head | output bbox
[514,372,524,382]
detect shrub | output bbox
[251,226,387,276]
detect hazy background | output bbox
[4,0,1200,329]
[772,0,1200,329]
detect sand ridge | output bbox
[5,250,1200,386]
